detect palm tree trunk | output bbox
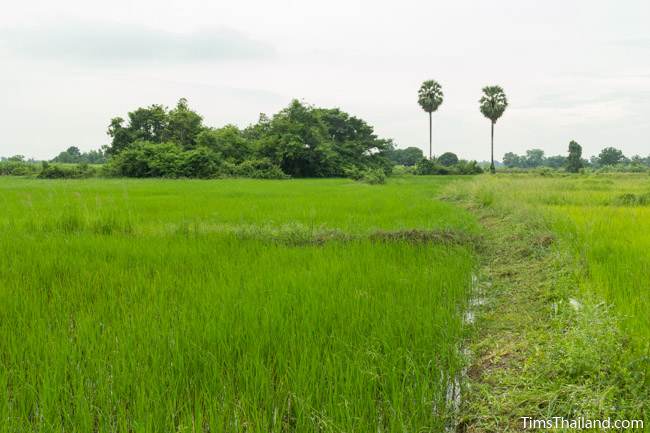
[429,111,432,160]
[490,121,495,174]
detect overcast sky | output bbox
[1,0,649,160]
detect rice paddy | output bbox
[0,177,478,432]
[2,174,649,432]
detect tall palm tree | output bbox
[417,80,444,159]
[479,86,508,173]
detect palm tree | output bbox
[479,86,508,173]
[417,80,444,159]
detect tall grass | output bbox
[0,176,477,432]
[454,173,650,367]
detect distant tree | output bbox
[598,147,625,166]
[105,99,393,178]
[128,105,168,143]
[387,147,424,166]
[437,152,459,167]
[479,86,508,173]
[417,80,444,159]
[52,147,107,164]
[165,98,204,150]
[566,140,583,172]
[106,117,133,155]
[524,149,545,168]
[256,100,391,177]
[106,104,168,154]
[545,155,567,169]
[502,152,522,168]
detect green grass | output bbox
[469,174,650,357]
[0,176,477,432]
[448,173,649,431]
[447,171,650,432]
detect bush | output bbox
[391,165,416,176]
[452,160,484,175]
[38,164,96,179]
[359,168,386,184]
[231,158,289,179]
[415,158,483,175]
[0,160,35,176]
[181,147,222,178]
[108,141,184,178]
[415,158,449,175]
[343,166,363,180]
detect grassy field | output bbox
[442,173,650,431]
[0,177,478,432]
[471,174,650,358]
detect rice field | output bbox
[0,177,478,432]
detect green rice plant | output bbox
[0,176,478,432]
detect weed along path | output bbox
[447,174,649,433]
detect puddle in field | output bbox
[444,272,484,432]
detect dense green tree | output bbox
[165,98,204,149]
[598,146,625,166]
[256,100,335,177]
[566,140,583,172]
[127,105,168,143]
[502,152,522,168]
[387,147,424,166]
[105,98,394,179]
[106,104,169,154]
[315,107,392,172]
[106,117,134,155]
[51,147,107,164]
[524,149,545,168]
[51,146,81,163]
[417,80,444,159]
[545,155,567,169]
[196,125,252,163]
[437,152,459,167]
[181,147,222,178]
[479,86,508,173]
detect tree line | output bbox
[502,143,650,172]
[2,80,648,178]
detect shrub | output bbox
[181,147,222,178]
[38,164,96,179]
[343,166,363,180]
[452,160,483,175]
[359,168,386,184]
[232,158,289,179]
[108,141,184,178]
[0,160,38,176]
[415,158,449,175]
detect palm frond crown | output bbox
[418,80,444,113]
[479,86,508,123]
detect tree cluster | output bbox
[105,98,394,179]
[502,143,650,172]
[51,146,107,164]
[386,147,424,166]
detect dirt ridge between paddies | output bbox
[443,178,648,433]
